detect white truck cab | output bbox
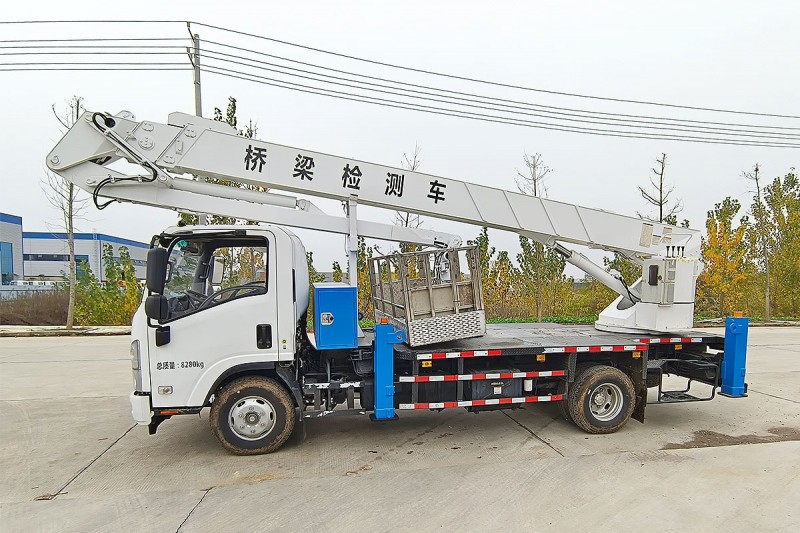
[130,225,309,437]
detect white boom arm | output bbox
[47,110,703,333]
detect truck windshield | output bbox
[161,237,268,320]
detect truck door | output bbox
[148,232,279,408]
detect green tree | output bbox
[761,170,800,316]
[744,163,771,320]
[485,250,522,318]
[603,252,641,285]
[517,235,565,319]
[355,237,375,318]
[331,261,343,283]
[74,245,142,325]
[306,252,326,284]
[696,197,751,316]
[469,227,495,284]
[305,252,326,325]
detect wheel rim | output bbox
[588,382,624,422]
[228,396,277,440]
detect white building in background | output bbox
[0,212,149,284]
[23,232,149,281]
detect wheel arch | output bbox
[571,354,647,423]
[203,362,302,408]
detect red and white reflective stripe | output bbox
[638,337,703,344]
[416,349,502,360]
[543,344,647,354]
[398,370,565,383]
[399,394,563,410]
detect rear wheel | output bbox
[568,365,634,434]
[559,363,592,422]
[210,376,295,455]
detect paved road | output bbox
[1,328,798,532]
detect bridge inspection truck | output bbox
[46,110,749,455]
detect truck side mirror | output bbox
[211,257,224,285]
[144,294,168,321]
[146,248,169,294]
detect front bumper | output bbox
[130,392,152,425]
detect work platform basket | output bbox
[369,246,486,347]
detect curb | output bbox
[0,326,131,337]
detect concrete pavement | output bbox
[0,328,798,532]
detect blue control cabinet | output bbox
[313,282,358,350]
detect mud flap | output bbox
[288,408,307,445]
[632,390,647,423]
[619,351,647,424]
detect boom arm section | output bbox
[47,111,699,258]
[47,110,703,333]
[46,111,459,250]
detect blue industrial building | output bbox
[0,213,23,285]
[0,212,149,284]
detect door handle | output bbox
[256,324,272,349]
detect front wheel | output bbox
[567,365,634,434]
[210,376,296,455]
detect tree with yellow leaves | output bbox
[696,197,752,317]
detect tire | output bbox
[567,365,635,434]
[210,376,296,455]
[558,363,593,423]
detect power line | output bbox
[196,48,800,141]
[0,51,186,56]
[199,64,800,148]
[192,21,800,120]
[0,37,189,43]
[3,19,799,120]
[0,45,187,49]
[8,35,797,137]
[0,61,189,67]
[0,20,183,25]
[201,38,800,133]
[4,47,794,146]
[0,67,190,71]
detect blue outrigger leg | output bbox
[720,316,749,397]
[372,324,406,420]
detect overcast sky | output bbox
[1,1,798,273]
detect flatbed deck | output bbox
[393,323,724,359]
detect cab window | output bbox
[161,237,268,321]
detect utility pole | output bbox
[188,23,208,225]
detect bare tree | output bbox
[516,152,551,198]
[744,163,770,321]
[395,143,423,253]
[516,152,552,321]
[43,96,88,329]
[637,153,683,224]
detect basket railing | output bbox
[369,246,484,325]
